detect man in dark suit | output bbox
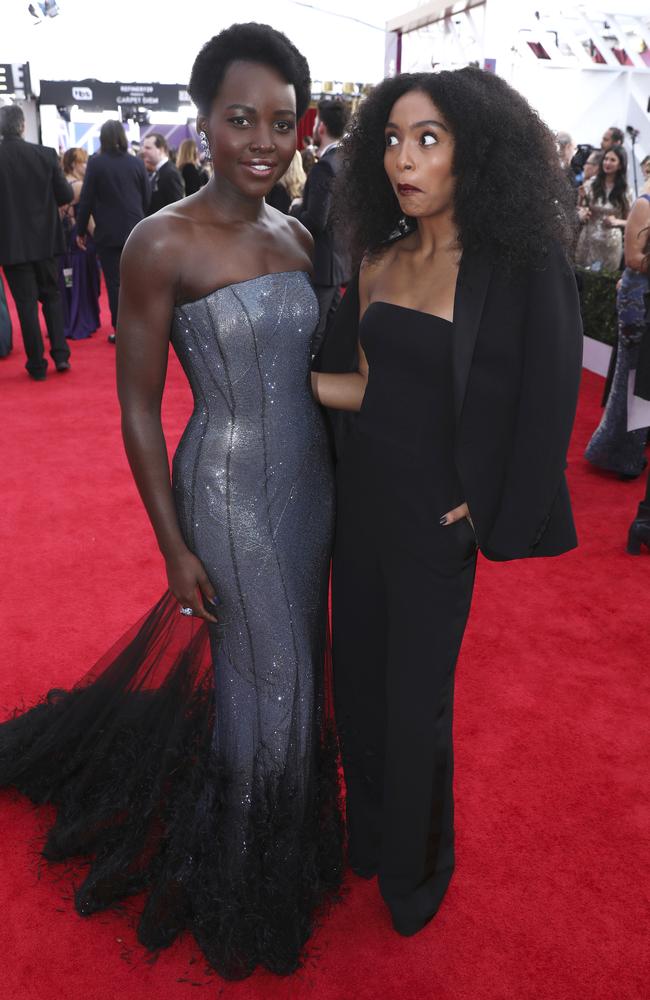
[0,104,73,379]
[291,99,351,348]
[141,133,185,216]
[76,119,150,340]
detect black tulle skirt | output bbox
[0,592,344,980]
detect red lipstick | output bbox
[397,183,423,195]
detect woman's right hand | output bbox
[165,548,219,623]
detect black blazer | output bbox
[0,136,73,265]
[314,241,583,561]
[76,150,150,248]
[291,145,350,286]
[147,160,185,216]
[266,183,291,214]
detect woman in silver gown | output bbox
[0,24,342,981]
[576,145,629,272]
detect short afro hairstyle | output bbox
[189,22,311,120]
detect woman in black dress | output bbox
[176,138,209,195]
[312,69,583,936]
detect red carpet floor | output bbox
[0,282,647,999]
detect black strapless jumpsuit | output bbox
[332,301,478,935]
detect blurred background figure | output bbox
[0,272,12,358]
[585,187,650,479]
[582,148,603,183]
[641,155,650,186]
[176,138,208,195]
[266,149,306,213]
[600,126,624,152]
[576,144,629,272]
[557,130,579,193]
[291,98,351,351]
[0,104,72,380]
[300,133,317,176]
[627,234,650,553]
[141,133,185,214]
[76,120,150,342]
[59,147,101,340]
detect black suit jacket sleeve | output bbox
[138,157,151,215]
[75,155,96,237]
[160,161,185,203]
[292,159,334,236]
[50,149,74,206]
[482,244,583,560]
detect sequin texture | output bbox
[171,271,335,786]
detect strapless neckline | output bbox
[364,301,454,326]
[176,270,311,310]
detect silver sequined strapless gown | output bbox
[172,271,334,787]
[0,271,343,981]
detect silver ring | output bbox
[179,606,194,616]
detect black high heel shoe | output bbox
[627,518,650,555]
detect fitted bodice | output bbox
[168,269,333,570]
[359,302,456,447]
[171,270,318,424]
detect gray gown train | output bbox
[0,271,343,980]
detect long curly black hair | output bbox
[189,23,311,120]
[337,68,577,269]
[591,144,630,214]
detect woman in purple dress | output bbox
[59,148,101,339]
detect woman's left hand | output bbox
[440,501,471,526]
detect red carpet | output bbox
[0,281,647,999]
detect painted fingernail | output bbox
[440,516,448,525]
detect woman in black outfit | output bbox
[176,138,209,195]
[76,120,150,342]
[312,69,583,936]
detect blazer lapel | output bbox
[452,251,492,426]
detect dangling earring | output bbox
[199,130,211,161]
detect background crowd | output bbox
[0,95,649,552]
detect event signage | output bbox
[0,63,32,98]
[39,79,192,111]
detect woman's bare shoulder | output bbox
[120,212,196,292]
[359,238,403,297]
